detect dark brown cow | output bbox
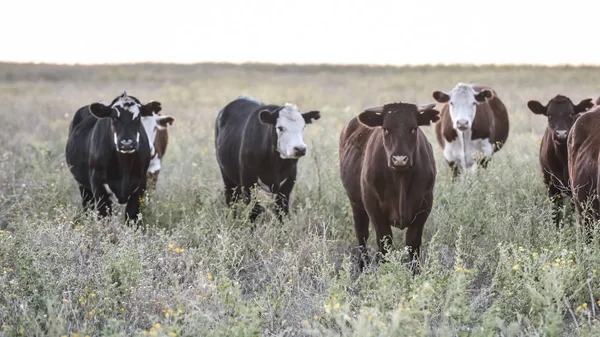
[568,104,600,242]
[143,112,174,191]
[432,83,509,179]
[527,95,593,228]
[339,101,439,272]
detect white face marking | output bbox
[113,133,118,146]
[111,94,141,119]
[446,83,479,131]
[141,114,172,158]
[148,156,161,174]
[275,103,307,159]
[443,133,493,171]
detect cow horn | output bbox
[364,105,384,113]
[417,103,436,112]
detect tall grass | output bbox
[1,63,600,336]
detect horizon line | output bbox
[3,60,600,68]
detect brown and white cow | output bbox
[432,83,509,179]
[568,104,600,242]
[527,95,593,228]
[339,101,439,272]
[142,111,174,191]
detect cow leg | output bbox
[125,187,144,228]
[448,161,460,182]
[405,209,430,275]
[371,217,393,263]
[220,171,240,207]
[274,169,297,221]
[548,187,564,229]
[351,203,370,271]
[90,172,112,218]
[147,171,159,192]
[79,186,94,212]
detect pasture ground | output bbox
[1,63,600,336]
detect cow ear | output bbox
[358,107,384,127]
[574,98,594,114]
[417,109,441,126]
[302,110,321,124]
[156,115,175,129]
[141,101,162,117]
[527,100,547,115]
[259,109,278,125]
[432,91,450,103]
[475,89,492,102]
[89,103,114,118]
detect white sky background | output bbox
[2,0,599,65]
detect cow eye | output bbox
[382,128,389,134]
[277,126,285,132]
[411,127,417,134]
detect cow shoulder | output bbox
[340,117,376,153]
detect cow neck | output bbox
[115,150,138,182]
[387,166,413,228]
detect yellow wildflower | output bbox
[512,264,520,270]
[334,303,340,309]
[583,303,588,309]
[455,266,463,272]
[313,315,319,320]
[168,244,174,249]
[207,273,213,280]
[63,298,69,303]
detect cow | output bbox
[432,83,509,180]
[142,111,175,191]
[339,101,440,273]
[568,103,600,242]
[214,96,321,222]
[527,95,593,228]
[65,92,161,224]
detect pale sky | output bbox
[3,0,599,65]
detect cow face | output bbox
[89,92,159,154]
[141,105,175,156]
[358,102,439,171]
[527,95,593,144]
[433,83,492,131]
[259,103,321,159]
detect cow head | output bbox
[89,92,160,154]
[259,103,321,159]
[358,102,439,171]
[140,102,175,156]
[432,83,492,132]
[527,95,593,144]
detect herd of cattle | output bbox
[64,84,600,272]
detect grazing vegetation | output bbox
[2,62,600,336]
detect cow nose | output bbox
[293,146,307,157]
[456,119,469,131]
[554,130,568,140]
[120,139,136,150]
[391,155,410,168]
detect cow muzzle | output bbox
[455,119,470,131]
[118,138,138,153]
[554,130,568,142]
[389,155,411,170]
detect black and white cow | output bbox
[65,92,161,224]
[215,96,321,221]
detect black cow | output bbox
[215,96,321,221]
[65,92,161,224]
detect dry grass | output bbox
[1,62,600,336]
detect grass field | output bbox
[1,63,600,337]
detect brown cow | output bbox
[527,95,593,228]
[432,83,509,180]
[568,104,600,242]
[142,112,175,191]
[339,101,439,272]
